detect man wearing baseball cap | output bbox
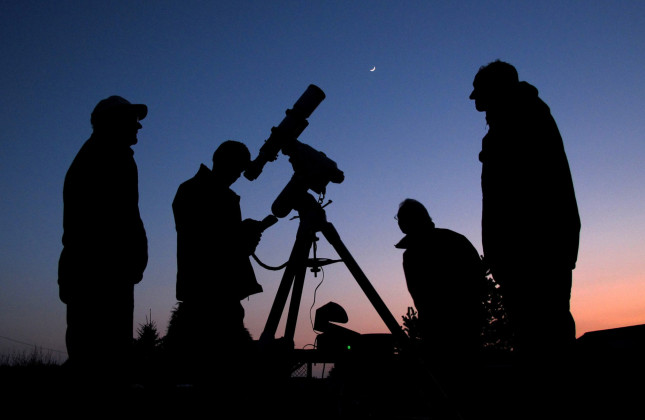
[58,95,149,391]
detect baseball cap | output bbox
[91,96,148,125]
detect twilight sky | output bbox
[2,1,645,361]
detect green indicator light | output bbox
[347,345,351,350]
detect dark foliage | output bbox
[480,268,513,355]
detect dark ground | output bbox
[1,344,643,420]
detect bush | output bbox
[0,347,61,368]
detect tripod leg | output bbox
[260,224,313,344]
[284,249,309,343]
[320,221,407,343]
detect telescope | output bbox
[245,84,344,218]
[244,84,327,181]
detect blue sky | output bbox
[2,1,645,360]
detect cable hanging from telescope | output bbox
[309,266,326,336]
[251,253,289,271]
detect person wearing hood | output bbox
[470,60,580,361]
[470,61,580,419]
[58,95,149,387]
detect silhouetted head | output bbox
[91,96,147,146]
[469,60,519,112]
[212,140,251,187]
[396,198,435,234]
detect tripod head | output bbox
[271,141,344,218]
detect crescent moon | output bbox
[370,66,376,71]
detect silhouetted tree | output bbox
[132,310,162,384]
[135,312,161,349]
[161,302,185,355]
[402,306,422,343]
[480,267,513,357]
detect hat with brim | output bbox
[91,96,148,124]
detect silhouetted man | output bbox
[470,61,580,418]
[58,96,148,387]
[396,198,486,359]
[470,61,580,360]
[171,140,264,389]
[395,199,486,417]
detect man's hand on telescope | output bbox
[241,218,263,255]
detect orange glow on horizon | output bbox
[572,272,645,337]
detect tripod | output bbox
[258,192,464,420]
[259,192,407,346]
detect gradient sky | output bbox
[2,1,645,361]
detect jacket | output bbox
[58,134,148,303]
[172,164,262,303]
[479,81,581,271]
